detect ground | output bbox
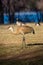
[0,23,43,65]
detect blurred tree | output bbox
[1,0,43,12]
[36,0,43,11]
[14,0,26,12]
[1,0,9,13]
[0,0,3,24]
[9,0,14,14]
[0,0,3,13]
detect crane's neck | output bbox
[8,26,20,35]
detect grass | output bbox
[0,23,43,65]
[0,23,43,44]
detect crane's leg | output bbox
[22,35,27,48]
[20,31,27,48]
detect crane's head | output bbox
[8,26,14,32]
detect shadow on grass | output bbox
[27,43,43,46]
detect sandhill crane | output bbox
[8,25,35,48]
